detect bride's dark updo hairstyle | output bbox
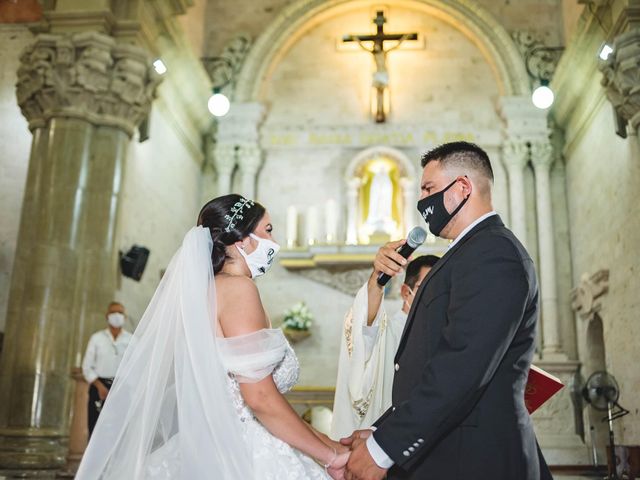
[197,194,266,274]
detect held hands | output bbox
[327,450,351,480]
[371,239,408,284]
[340,430,388,480]
[324,438,351,479]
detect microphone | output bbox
[377,226,428,286]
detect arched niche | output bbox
[344,146,418,244]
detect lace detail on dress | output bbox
[226,342,329,479]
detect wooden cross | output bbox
[343,11,418,123]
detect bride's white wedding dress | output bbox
[145,330,328,479]
[75,227,330,479]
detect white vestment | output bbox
[330,283,407,440]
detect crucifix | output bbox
[343,11,418,123]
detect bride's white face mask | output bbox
[236,234,280,278]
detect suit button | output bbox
[394,363,399,372]
[408,447,415,452]
[413,442,419,448]
[403,450,410,457]
[417,438,424,443]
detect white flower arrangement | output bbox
[281,302,313,331]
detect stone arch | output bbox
[235,0,529,102]
[344,145,417,180]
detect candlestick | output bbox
[286,206,298,248]
[325,199,338,244]
[306,206,318,246]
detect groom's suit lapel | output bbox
[394,215,503,362]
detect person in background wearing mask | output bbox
[331,255,439,440]
[82,301,132,437]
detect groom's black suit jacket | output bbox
[373,214,551,480]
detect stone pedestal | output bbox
[0,31,158,471]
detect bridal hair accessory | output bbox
[224,198,255,232]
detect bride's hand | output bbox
[326,438,350,455]
[327,450,350,480]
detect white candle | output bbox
[286,206,298,248]
[306,206,318,246]
[325,199,338,244]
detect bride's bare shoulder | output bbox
[216,274,267,335]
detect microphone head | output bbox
[406,226,427,249]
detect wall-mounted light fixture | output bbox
[201,56,233,117]
[525,45,565,110]
[153,59,167,75]
[201,36,252,118]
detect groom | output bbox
[343,142,551,480]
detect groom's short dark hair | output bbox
[421,141,494,183]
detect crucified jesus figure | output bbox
[343,11,418,123]
[356,35,413,122]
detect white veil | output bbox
[76,226,253,479]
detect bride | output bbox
[75,194,350,479]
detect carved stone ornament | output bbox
[16,31,162,136]
[502,139,530,169]
[570,269,609,320]
[599,29,640,130]
[298,268,372,296]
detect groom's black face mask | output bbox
[417,177,469,237]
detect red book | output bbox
[525,364,564,414]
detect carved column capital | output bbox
[599,29,640,130]
[530,140,555,171]
[502,139,530,169]
[237,143,263,173]
[212,144,237,174]
[16,31,161,136]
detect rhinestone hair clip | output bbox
[224,198,255,232]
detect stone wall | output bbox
[204,0,565,55]
[0,25,34,334]
[564,101,640,445]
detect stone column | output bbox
[237,143,262,199]
[531,140,565,358]
[213,143,237,196]
[0,32,159,471]
[599,29,640,137]
[346,178,361,245]
[502,139,529,246]
[215,103,265,199]
[400,177,417,236]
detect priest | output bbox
[331,254,439,439]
